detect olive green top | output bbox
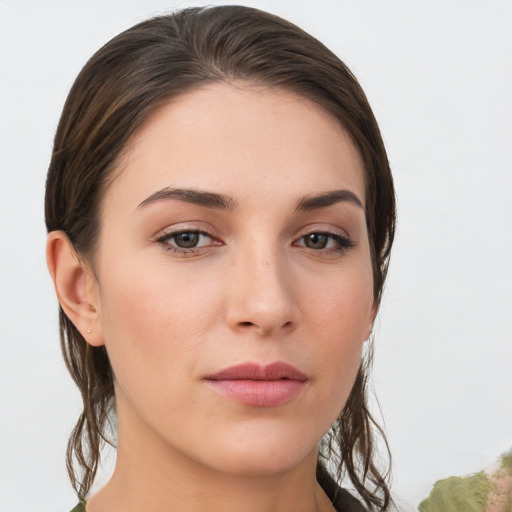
[69,502,86,512]
[418,471,493,512]
[419,450,512,512]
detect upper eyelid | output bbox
[153,222,223,241]
[156,227,349,238]
[295,224,351,239]
[159,228,211,237]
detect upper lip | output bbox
[205,362,307,381]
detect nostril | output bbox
[238,320,293,332]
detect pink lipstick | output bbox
[204,362,307,407]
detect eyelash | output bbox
[156,229,354,257]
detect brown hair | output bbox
[45,6,395,510]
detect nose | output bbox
[225,247,300,337]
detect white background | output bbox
[1,1,511,511]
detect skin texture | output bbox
[47,83,375,512]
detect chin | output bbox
[196,428,319,477]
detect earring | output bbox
[87,329,92,334]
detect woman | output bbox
[45,6,395,512]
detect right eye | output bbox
[156,230,220,254]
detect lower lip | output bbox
[205,379,306,407]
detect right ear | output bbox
[46,230,104,346]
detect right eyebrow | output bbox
[137,187,239,211]
[295,189,364,211]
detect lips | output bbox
[204,362,307,407]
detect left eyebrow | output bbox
[295,189,364,211]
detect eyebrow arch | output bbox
[137,187,238,211]
[295,189,364,211]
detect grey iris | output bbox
[175,232,200,248]
[305,233,328,249]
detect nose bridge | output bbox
[227,237,299,335]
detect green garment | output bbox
[418,471,493,512]
[419,450,512,512]
[69,501,86,512]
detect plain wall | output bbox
[1,1,511,511]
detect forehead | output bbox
[108,83,366,209]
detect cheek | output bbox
[307,263,373,337]
[302,267,373,405]
[95,257,221,395]
[100,249,218,334]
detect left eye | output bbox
[302,233,330,249]
[295,232,353,251]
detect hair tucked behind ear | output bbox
[45,6,395,509]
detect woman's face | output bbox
[89,83,374,476]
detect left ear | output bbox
[46,230,105,347]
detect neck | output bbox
[88,445,331,512]
[86,402,335,512]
